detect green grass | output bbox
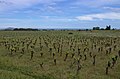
[0,30,120,79]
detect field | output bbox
[0,30,120,79]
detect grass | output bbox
[0,30,120,79]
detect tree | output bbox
[93,27,100,30]
[105,25,111,30]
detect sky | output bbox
[0,0,120,29]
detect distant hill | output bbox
[4,27,15,31]
[1,27,38,31]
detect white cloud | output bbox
[103,7,120,12]
[76,12,120,21]
[40,6,63,13]
[0,17,77,23]
[76,16,93,21]
[0,0,37,11]
[0,0,65,12]
[72,0,120,8]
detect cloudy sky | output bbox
[0,0,120,29]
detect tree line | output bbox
[93,25,112,30]
[13,28,38,31]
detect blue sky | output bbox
[0,0,120,29]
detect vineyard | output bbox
[0,30,120,79]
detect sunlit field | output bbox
[0,30,120,79]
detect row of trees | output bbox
[13,28,38,31]
[2,25,116,31]
[93,25,111,30]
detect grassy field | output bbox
[0,30,120,79]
